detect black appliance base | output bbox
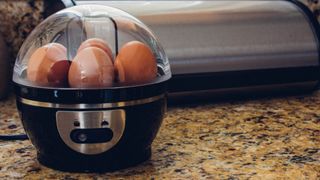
[37,148,151,172]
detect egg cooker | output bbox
[13,0,320,173]
[74,0,320,99]
[13,5,171,172]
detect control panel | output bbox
[56,109,125,155]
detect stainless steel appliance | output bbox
[73,1,320,99]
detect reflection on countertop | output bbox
[0,92,319,179]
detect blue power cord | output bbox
[0,134,28,141]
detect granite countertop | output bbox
[0,0,44,66]
[0,92,319,179]
[0,0,319,179]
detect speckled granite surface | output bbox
[0,0,44,66]
[0,92,320,179]
[0,1,319,179]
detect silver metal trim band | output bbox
[18,94,165,109]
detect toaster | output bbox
[73,0,320,100]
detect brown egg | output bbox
[78,38,113,61]
[115,41,157,85]
[47,60,71,87]
[27,43,68,86]
[68,47,114,88]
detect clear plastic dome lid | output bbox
[13,5,171,89]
